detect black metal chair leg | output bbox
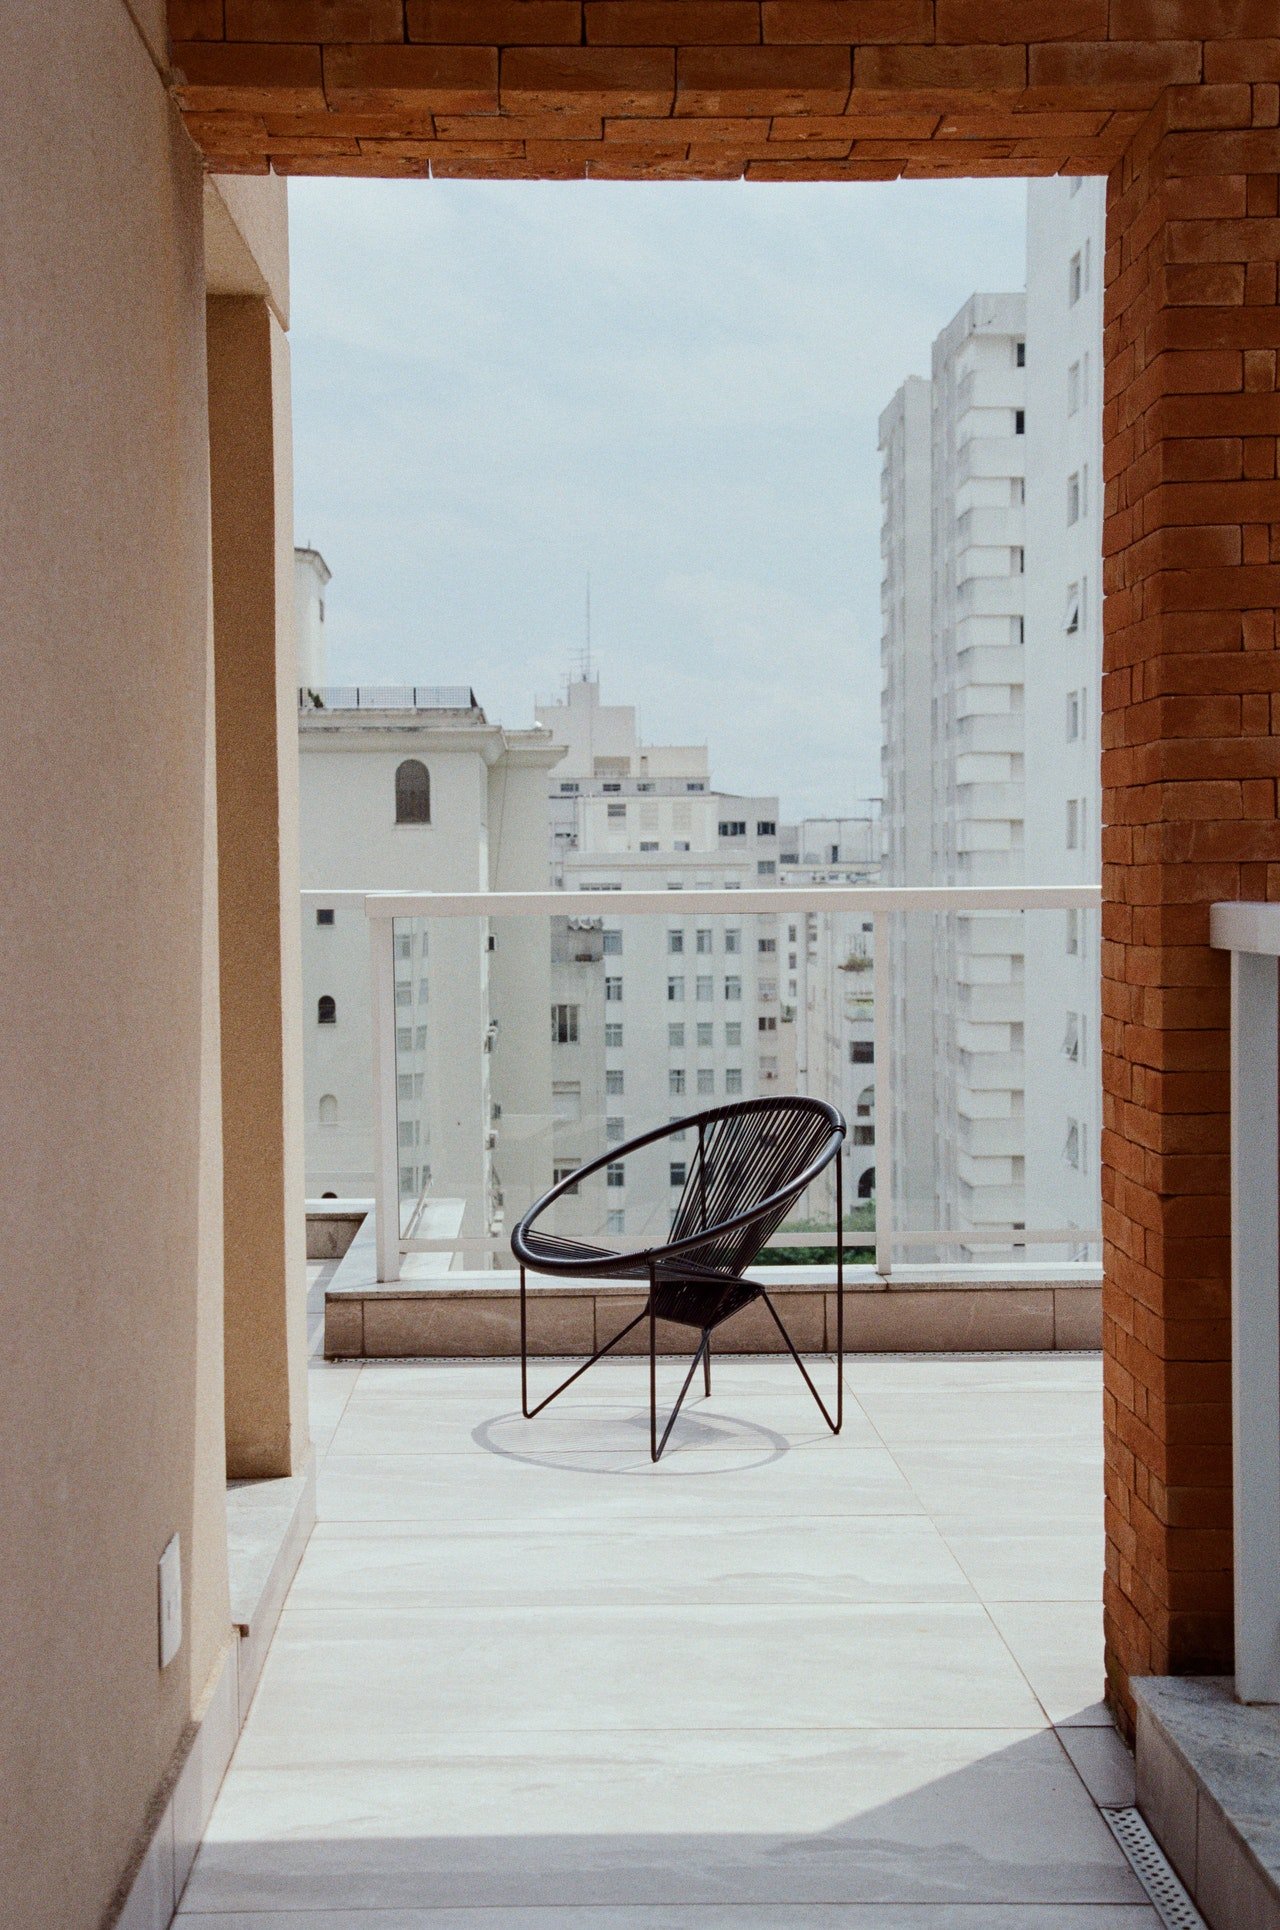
[653,1329,710,1463]
[523,1263,648,1419]
[649,1265,658,1462]
[759,1291,842,1435]
[703,1331,711,1399]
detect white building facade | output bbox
[298,685,564,1265]
[1023,175,1106,1255]
[879,185,1104,1259]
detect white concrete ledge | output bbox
[321,1207,1102,1359]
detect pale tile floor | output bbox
[180,1320,1159,1928]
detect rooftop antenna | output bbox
[583,572,593,682]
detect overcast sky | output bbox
[289,176,1027,819]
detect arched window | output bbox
[856,1085,875,1118]
[319,1093,337,1125]
[857,1166,875,1200]
[395,758,430,825]
[317,995,336,1025]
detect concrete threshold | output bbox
[315,1206,1102,1360]
[1135,1675,1280,1930]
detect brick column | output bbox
[1102,81,1280,1732]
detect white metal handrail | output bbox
[301,883,1102,1286]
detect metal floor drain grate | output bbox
[1101,1807,1207,1928]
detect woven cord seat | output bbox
[511,1095,847,1461]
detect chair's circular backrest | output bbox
[667,1096,843,1278]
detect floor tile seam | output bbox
[275,1594,985,1612]
[231,1721,1063,1761]
[267,1598,1008,1624]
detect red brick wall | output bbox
[1102,81,1280,1732]
[163,6,1258,178]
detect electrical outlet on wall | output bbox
[158,1533,182,1669]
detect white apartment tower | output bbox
[879,375,937,1230]
[879,186,1104,1257]
[1023,175,1106,1252]
[535,675,784,1243]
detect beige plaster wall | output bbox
[0,4,230,1924]
[208,293,309,1481]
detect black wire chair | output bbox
[511,1095,847,1462]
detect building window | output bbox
[1012,545,1025,574]
[668,929,684,954]
[696,975,713,1002]
[1014,409,1025,435]
[606,1117,625,1144]
[316,907,335,926]
[853,1124,874,1146]
[1063,586,1081,635]
[1066,690,1082,741]
[850,1041,873,1063]
[696,1021,713,1048]
[554,1162,580,1194]
[607,1209,625,1233]
[602,781,622,793]
[1066,798,1083,850]
[553,1081,581,1122]
[560,780,579,793]
[669,1119,687,1141]
[551,1003,579,1044]
[760,1054,778,1076]
[686,781,705,792]
[640,841,658,852]
[607,1162,625,1189]
[670,1162,687,1188]
[1067,360,1080,415]
[757,820,776,837]
[725,1067,743,1095]
[696,928,713,954]
[606,1069,624,1096]
[398,1119,416,1148]
[856,1084,874,1117]
[396,1026,412,1052]
[725,1022,742,1047]
[668,1023,685,1048]
[1067,473,1080,525]
[1066,910,1083,956]
[318,995,336,1024]
[670,1069,686,1095]
[697,1068,715,1096]
[606,977,623,1002]
[758,937,777,954]
[602,929,622,954]
[396,933,413,960]
[1063,1012,1082,1063]
[400,1166,417,1194]
[719,820,746,837]
[394,758,430,824]
[724,976,742,1001]
[1069,251,1082,304]
[606,803,626,823]
[758,1016,777,1033]
[395,985,411,1008]
[757,860,776,876]
[415,1024,427,1049]
[725,929,741,954]
[1064,1120,1082,1170]
[667,976,684,1002]
[319,1093,338,1125]
[605,1022,623,1048]
[1015,339,1026,366]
